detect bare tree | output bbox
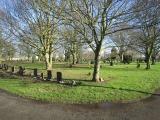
[0,30,3,62]
[0,25,14,62]
[18,42,33,61]
[131,0,160,69]
[109,29,134,63]
[65,0,135,82]
[1,0,66,70]
[61,27,82,65]
[2,41,16,61]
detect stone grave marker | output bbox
[41,73,44,80]
[33,68,38,77]
[47,70,52,80]
[57,72,62,82]
[18,66,25,76]
[11,66,14,73]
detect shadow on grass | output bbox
[38,78,160,97]
[79,84,160,96]
[65,79,94,83]
[62,79,160,97]
[1,70,160,97]
[103,66,144,72]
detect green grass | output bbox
[0,62,160,104]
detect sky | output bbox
[0,0,7,9]
[0,0,14,11]
[0,0,122,56]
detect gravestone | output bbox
[1,64,4,69]
[33,68,38,77]
[137,59,140,68]
[4,64,8,71]
[41,73,44,80]
[6,65,9,70]
[100,65,102,68]
[137,63,140,68]
[11,66,14,73]
[0,64,2,69]
[3,64,6,70]
[57,72,62,82]
[3,64,5,69]
[18,66,25,76]
[110,61,113,66]
[47,70,52,80]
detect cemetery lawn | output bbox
[0,62,160,104]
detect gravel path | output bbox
[0,90,160,120]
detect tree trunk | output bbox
[110,59,113,66]
[145,43,154,69]
[72,52,77,65]
[151,50,156,65]
[146,59,150,69]
[45,52,53,70]
[92,48,101,82]
[145,54,151,69]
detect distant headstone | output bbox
[87,72,91,76]
[3,64,5,68]
[57,72,62,82]
[90,61,94,64]
[136,59,141,68]
[110,61,113,66]
[1,64,4,69]
[71,80,76,86]
[3,64,6,70]
[47,70,52,80]
[137,63,140,68]
[11,66,14,73]
[0,64,2,69]
[33,68,38,77]
[6,65,9,70]
[4,64,8,71]
[41,73,44,80]
[18,66,25,76]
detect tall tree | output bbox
[0,30,3,62]
[18,42,33,61]
[110,29,134,63]
[61,28,82,65]
[1,0,66,70]
[2,41,16,61]
[110,47,118,66]
[131,0,160,69]
[66,0,135,81]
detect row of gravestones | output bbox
[33,69,62,82]
[0,64,25,76]
[0,64,9,70]
[0,64,63,83]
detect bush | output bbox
[123,55,132,64]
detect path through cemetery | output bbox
[0,89,160,120]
